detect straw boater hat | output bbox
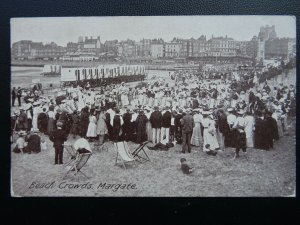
[227,108,234,112]
[237,109,245,115]
[202,110,212,115]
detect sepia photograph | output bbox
[10,16,296,197]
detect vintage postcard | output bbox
[10,16,296,197]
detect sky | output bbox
[11,16,296,46]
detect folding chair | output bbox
[63,152,92,179]
[114,142,135,169]
[63,143,77,167]
[125,141,151,163]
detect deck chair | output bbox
[63,152,92,179]
[114,142,135,169]
[125,141,150,163]
[63,143,77,167]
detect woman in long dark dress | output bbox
[80,106,90,138]
[135,110,148,144]
[254,112,266,150]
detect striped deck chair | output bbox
[114,142,135,169]
[125,141,150,163]
[63,152,92,179]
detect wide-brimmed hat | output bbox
[237,109,245,115]
[202,110,212,115]
[227,108,234,112]
[33,101,41,106]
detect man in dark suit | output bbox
[181,109,195,153]
[11,87,17,107]
[150,106,162,144]
[17,87,22,107]
[161,106,172,142]
[174,109,183,144]
[49,121,68,165]
[122,109,133,142]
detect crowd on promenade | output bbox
[11,62,296,163]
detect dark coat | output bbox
[80,111,89,136]
[49,129,68,148]
[37,112,48,132]
[162,111,172,128]
[254,117,266,150]
[181,114,195,134]
[112,114,122,141]
[26,134,41,153]
[174,114,183,127]
[150,111,162,129]
[136,114,148,143]
[122,112,132,132]
[17,112,28,130]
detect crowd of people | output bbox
[11,62,296,164]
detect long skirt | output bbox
[86,122,97,137]
[191,123,202,147]
[148,97,154,106]
[146,122,152,141]
[277,119,284,137]
[216,129,225,150]
[203,129,219,152]
[48,118,55,134]
[32,116,38,131]
[244,128,254,148]
[121,94,129,106]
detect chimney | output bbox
[90,36,92,39]
[85,36,88,41]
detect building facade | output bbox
[258,25,277,41]
[150,43,164,58]
[265,38,295,59]
[164,42,181,58]
[11,40,43,59]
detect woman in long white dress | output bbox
[191,110,203,147]
[272,109,284,138]
[96,108,108,145]
[86,110,97,141]
[244,111,255,148]
[202,111,219,156]
[145,109,152,142]
[32,102,42,132]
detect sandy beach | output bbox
[10,67,297,197]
